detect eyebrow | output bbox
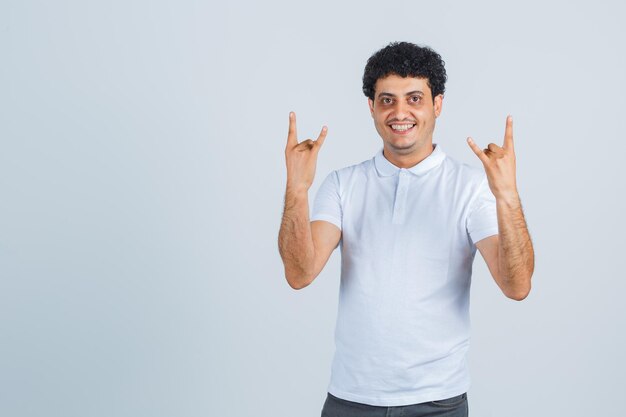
[377,90,424,98]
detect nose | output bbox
[392,100,411,120]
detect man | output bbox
[278,41,534,416]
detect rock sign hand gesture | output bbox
[284,112,328,192]
[467,115,519,201]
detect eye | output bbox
[410,96,421,103]
[382,97,393,104]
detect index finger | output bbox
[287,111,298,147]
[467,137,489,165]
[503,115,514,150]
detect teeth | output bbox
[391,124,414,131]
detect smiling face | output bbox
[368,74,443,164]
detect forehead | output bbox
[374,74,431,97]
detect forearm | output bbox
[496,192,535,300]
[278,186,316,288]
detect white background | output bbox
[1,0,625,416]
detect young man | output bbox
[278,41,534,416]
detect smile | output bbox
[389,123,416,134]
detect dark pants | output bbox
[321,392,468,417]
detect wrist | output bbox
[496,190,521,207]
[286,182,309,196]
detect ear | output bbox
[368,98,375,118]
[434,94,443,118]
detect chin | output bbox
[389,135,416,146]
[387,141,417,154]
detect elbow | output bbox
[285,271,313,290]
[507,290,530,301]
[499,265,533,301]
[505,280,532,301]
[288,279,309,290]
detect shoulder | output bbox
[441,153,486,187]
[332,156,375,185]
[317,156,375,199]
[335,156,373,176]
[438,153,490,210]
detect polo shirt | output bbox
[311,143,499,407]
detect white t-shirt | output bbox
[311,143,498,406]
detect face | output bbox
[368,74,443,156]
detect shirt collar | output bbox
[374,143,446,177]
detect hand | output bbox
[284,112,328,191]
[467,115,518,201]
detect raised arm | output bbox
[468,116,535,300]
[278,112,341,290]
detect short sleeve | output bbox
[310,170,342,230]
[466,175,498,245]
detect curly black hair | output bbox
[362,41,447,103]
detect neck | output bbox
[383,142,435,169]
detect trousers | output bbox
[321,392,468,417]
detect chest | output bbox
[340,174,467,261]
